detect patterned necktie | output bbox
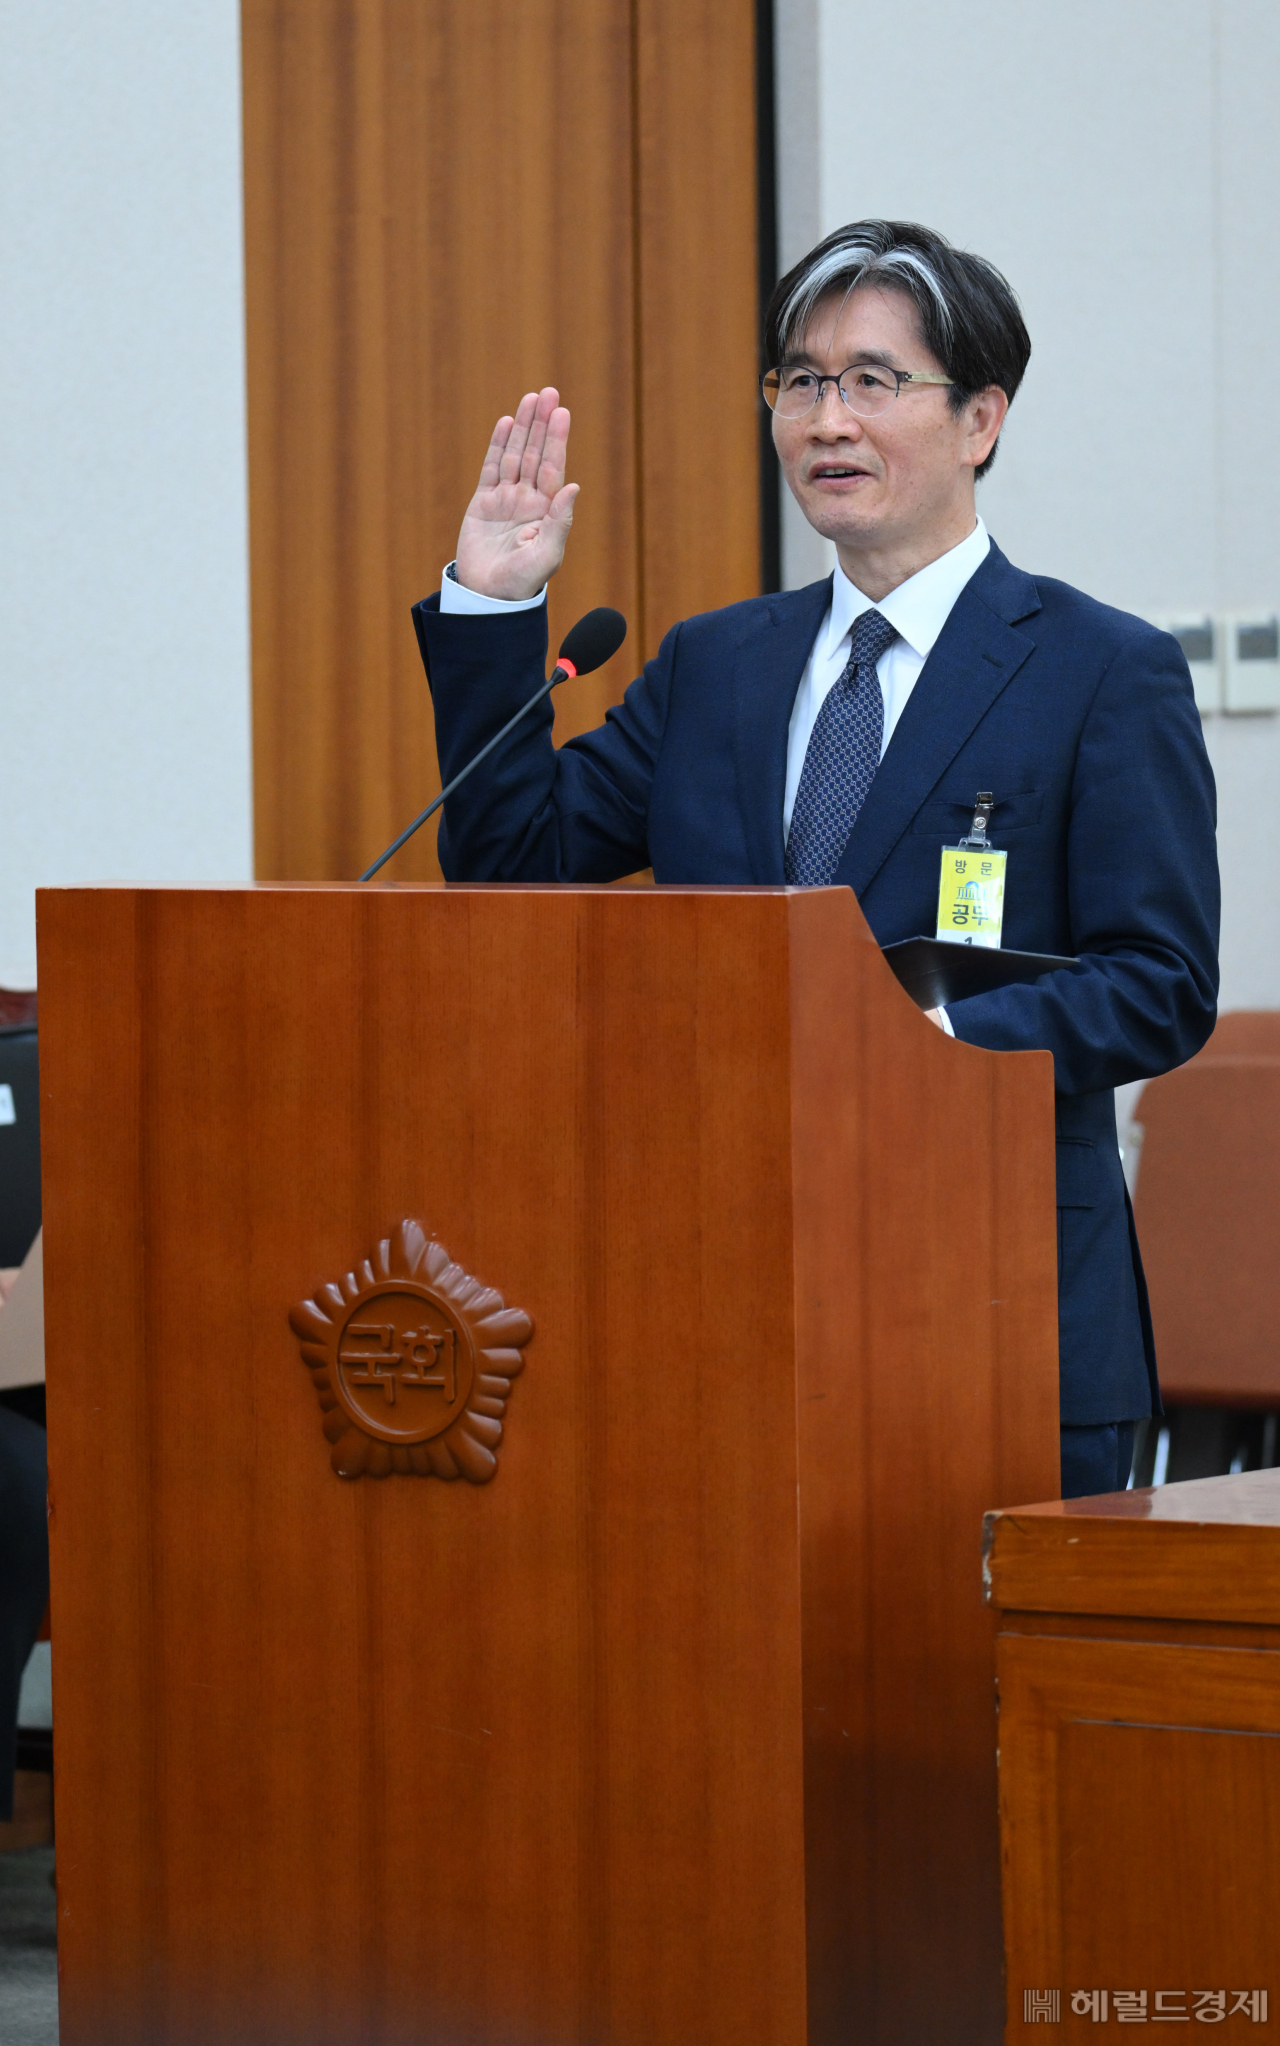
[784,606,898,885]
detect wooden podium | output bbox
[38,883,1059,2046]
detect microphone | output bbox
[360,606,627,882]
[554,606,627,680]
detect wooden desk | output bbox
[986,1473,1280,2035]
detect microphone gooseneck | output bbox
[359,604,628,882]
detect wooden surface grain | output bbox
[991,1467,1280,2036]
[985,1471,1280,1624]
[242,0,761,889]
[997,1630,1280,2034]
[39,883,1057,2046]
[998,1607,1280,1650]
[633,0,761,654]
[786,891,1059,2042]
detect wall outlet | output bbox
[1223,615,1280,713]
[1157,616,1221,714]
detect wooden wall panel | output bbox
[243,0,761,885]
[635,0,762,651]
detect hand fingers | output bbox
[518,387,562,487]
[498,391,542,485]
[477,414,515,490]
[487,389,565,494]
[535,406,571,500]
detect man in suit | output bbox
[413,219,1219,1500]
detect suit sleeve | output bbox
[413,594,671,881]
[945,629,1220,1093]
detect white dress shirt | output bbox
[782,517,990,835]
[440,567,548,617]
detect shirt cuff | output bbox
[439,563,548,615]
[936,1006,955,1037]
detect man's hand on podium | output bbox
[454,386,579,600]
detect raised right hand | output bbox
[454,386,579,600]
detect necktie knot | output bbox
[846,606,898,677]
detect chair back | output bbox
[1135,1012,1280,1404]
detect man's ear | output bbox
[965,386,1009,471]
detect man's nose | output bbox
[808,386,862,434]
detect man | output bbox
[413,220,1219,1499]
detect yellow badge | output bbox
[936,845,1006,949]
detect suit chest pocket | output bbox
[911,787,1045,836]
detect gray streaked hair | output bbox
[763,220,1030,479]
[773,235,954,360]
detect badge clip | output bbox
[935,792,1006,950]
[958,791,995,850]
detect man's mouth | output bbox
[809,464,873,483]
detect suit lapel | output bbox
[834,544,1042,896]
[732,577,832,883]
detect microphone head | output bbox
[557,607,627,678]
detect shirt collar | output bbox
[823,517,991,662]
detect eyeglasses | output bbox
[761,361,955,419]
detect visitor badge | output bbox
[935,791,1005,948]
[936,846,1006,947]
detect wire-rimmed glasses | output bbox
[761,361,955,419]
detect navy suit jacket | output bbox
[414,540,1220,1425]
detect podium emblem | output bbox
[289,1220,533,1481]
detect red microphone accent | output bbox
[554,658,578,680]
